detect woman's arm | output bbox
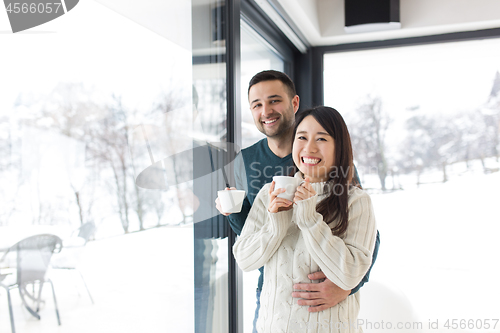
[233,185,293,272]
[295,189,377,290]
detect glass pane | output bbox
[192,1,230,333]
[324,39,500,328]
[239,21,286,333]
[0,1,196,332]
[240,21,285,149]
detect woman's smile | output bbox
[301,156,321,165]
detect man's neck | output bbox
[266,131,293,158]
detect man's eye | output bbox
[252,104,261,109]
[270,100,280,104]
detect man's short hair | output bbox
[248,70,296,99]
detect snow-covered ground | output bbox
[365,169,500,332]
[0,226,195,333]
[1,165,499,333]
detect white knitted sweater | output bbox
[233,172,377,333]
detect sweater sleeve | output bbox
[294,189,377,290]
[233,185,293,272]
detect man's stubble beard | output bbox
[257,107,295,140]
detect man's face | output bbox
[248,80,299,138]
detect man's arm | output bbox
[348,164,380,294]
[292,231,380,311]
[218,152,251,236]
[226,198,250,235]
[349,230,380,294]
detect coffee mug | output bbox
[272,176,304,201]
[217,190,246,213]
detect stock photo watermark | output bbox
[3,0,79,33]
[289,318,499,331]
[248,161,375,193]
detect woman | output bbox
[233,106,377,332]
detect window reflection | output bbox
[0,1,194,332]
[191,1,231,333]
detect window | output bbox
[240,20,285,149]
[0,1,198,332]
[324,38,500,324]
[239,20,286,333]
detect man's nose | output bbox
[262,103,273,117]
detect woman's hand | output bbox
[294,178,316,203]
[268,181,293,213]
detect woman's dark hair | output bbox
[293,106,355,237]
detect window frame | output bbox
[227,1,302,332]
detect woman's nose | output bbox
[305,141,318,153]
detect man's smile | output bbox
[262,117,279,125]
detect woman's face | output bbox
[292,115,335,183]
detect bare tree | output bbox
[85,95,133,233]
[3,81,194,232]
[6,85,99,226]
[399,112,463,183]
[349,95,391,190]
[486,72,500,163]
[153,88,193,223]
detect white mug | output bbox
[217,190,246,213]
[272,176,304,201]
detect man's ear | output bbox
[292,95,300,113]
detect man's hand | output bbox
[292,271,351,312]
[215,187,237,216]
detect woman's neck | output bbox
[296,171,326,184]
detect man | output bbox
[216,70,380,332]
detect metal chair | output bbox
[0,234,63,333]
[76,222,95,243]
[50,222,95,304]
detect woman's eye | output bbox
[317,138,327,141]
[297,136,306,140]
